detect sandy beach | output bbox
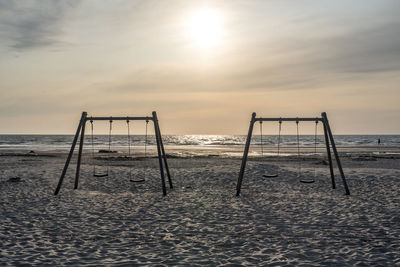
[2,0,400,265]
[1,148,399,266]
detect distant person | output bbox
[378,138,381,145]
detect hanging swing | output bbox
[90,119,112,177]
[298,119,315,184]
[128,119,148,183]
[260,120,280,178]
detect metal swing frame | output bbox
[236,112,350,196]
[54,111,173,196]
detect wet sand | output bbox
[0,150,399,265]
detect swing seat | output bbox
[130,178,145,183]
[93,173,109,177]
[8,177,21,182]
[263,174,278,178]
[300,179,315,183]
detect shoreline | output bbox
[1,145,400,158]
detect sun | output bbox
[186,9,222,47]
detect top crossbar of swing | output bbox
[255,117,323,122]
[86,116,154,121]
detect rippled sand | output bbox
[0,151,399,265]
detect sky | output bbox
[0,0,399,135]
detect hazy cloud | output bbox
[0,0,80,50]
[307,22,400,74]
[101,19,400,95]
[94,1,400,95]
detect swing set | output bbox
[54,111,173,196]
[236,112,350,196]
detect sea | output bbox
[0,135,399,157]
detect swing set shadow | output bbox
[54,111,173,196]
[236,112,350,196]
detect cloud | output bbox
[99,21,400,96]
[88,1,400,96]
[0,0,80,50]
[306,22,400,74]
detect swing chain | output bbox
[144,120,149,158]
[314,120,319,154]
[108,119,113,152]
[90,120,95,173]
[314,119,319,178]
[277,120,282,157]
[143,120,149,181]
[259,121,263,157]
[126,119,131,157]
[296,119,301,177]
[90,120,94,156]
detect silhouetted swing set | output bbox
[54,111,173,196]
[236,112,350,196]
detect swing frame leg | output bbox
[236,112,257,196]
[153,111,168,196]
[54,112,87,195]
[154,116,173,189]
[322,112,350,195]
[322,120,336,189]
[74,119,86,189]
